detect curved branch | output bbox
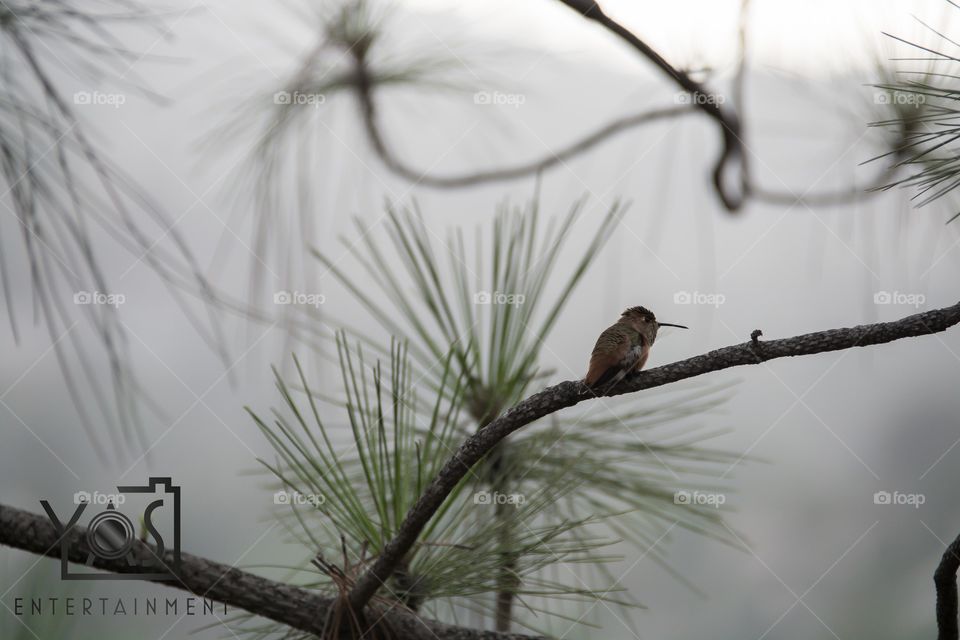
[344,1,727,196]
[936,531,960,640]
[554,0,746,210]
[749,172,892,207]
[348,300,960,611]
[356,79,693,188]
[554,1,889,211]
[0,504,542,640]
[351,1,888,212]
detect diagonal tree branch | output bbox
[348,300,960,612]
[0,504,543,640]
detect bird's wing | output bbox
[584,325,631,386]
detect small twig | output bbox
[750,329,763,345]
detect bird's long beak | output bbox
[658,322,689,329]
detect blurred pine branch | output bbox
[0,0,227,459]
[868,5,960,221]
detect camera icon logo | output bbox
[473,91,491,105]
[473,291,491,305]
[673,490,691,504]
[673,291,692,305]
[273,490,291,504]
[274,290,292,305]
[274,91,292,105]
[873,491,892,505]
[41,477,181,581]
[73,291,92,305]
[873,291,892,304]
[73,91,92,105]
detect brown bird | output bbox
[584,306,687,393]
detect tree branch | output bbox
[6,301,960,636]
[353,67,694,188]
[936,531,960,640]
[554,0,889,211]
[350,0,889,212]
[348,300,960,611]
[0,504,543,640]
[6,491,959,638]
[554,0,746,210]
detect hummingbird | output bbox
[584,306,688,394]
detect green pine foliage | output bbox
[239,194,744,637]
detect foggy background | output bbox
[3,0,960,638]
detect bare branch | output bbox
[555,0,886,210]
[936,531,960,640]
[344,0,886,211]
[0,504,543,640]
[749,175,894,207]
[553,0,746,210]
[348,300,960,611]
[353,67,693,187]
